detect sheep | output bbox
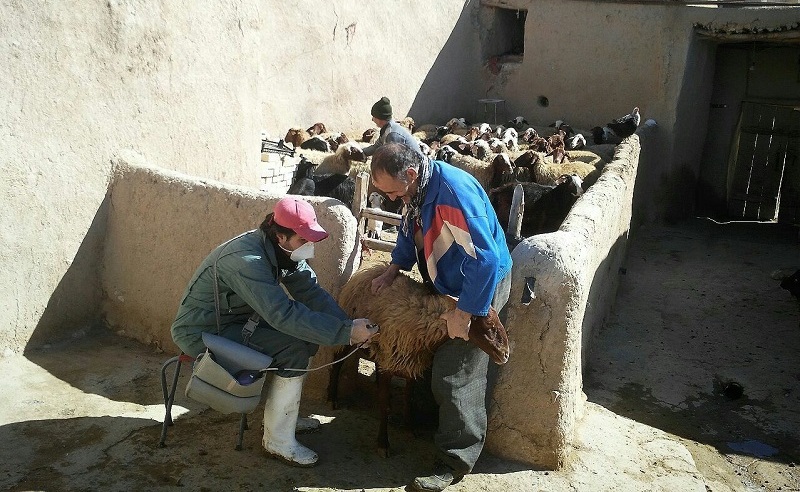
[330,263,509,456]
[532,152,599,187]
[439,133,467,147]
[545,131,568,164]
[287,157,356,211]
[323,132,349,152]
[397,116,415,132]
[287,157,317,196]
[435,144,457,163]
[284,126,335,151]
[314,142,366,175]
[361,127,379,143]
[300,135,331,152]
[507,116,529,131]
[487,137,509,154]
[490,174,584,245]
[501,127,519,152]
[445,117,470,134]
[549,120,575,140]
[284,127,309,148]
[306,122,328,136]
[441,149,514,193]
[470,139,493,161]
[365,192,385,240]
[568,133,587,150]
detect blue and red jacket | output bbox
[391,160,512,316]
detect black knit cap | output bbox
[371,96,392,120]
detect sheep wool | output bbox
[338,263,510,379]
[337,264,456,379]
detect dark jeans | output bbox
[431,272,512,475]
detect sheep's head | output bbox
[514,150,536,169]
[555,174,584,197]
[362,128,378,142]
[398,116,415,132]
[343,143,367,162]
[306,122,327,136]
[521,127,539,143]
[469,306,510,365]
[436,145,456,163]
[284,128,307,148]
[491,153,514,175]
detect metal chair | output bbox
[158,353,251,451]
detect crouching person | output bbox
[171,196,378,467]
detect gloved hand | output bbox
[350,318,379,346]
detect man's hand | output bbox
[439,308,472,341]
[350,318,379,346]
[371,264,400,294]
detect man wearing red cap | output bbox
[171,196,377,467]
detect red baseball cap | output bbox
[273,197,329,242]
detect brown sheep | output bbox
[330,263,509,456]
[284,127,308,148]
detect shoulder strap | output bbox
[211,230,257,336]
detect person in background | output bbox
[171,197,377,468]
[362,96,423,158]
[363,96,423,224]
[369,143,512,492]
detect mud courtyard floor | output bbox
[0,217,798,492]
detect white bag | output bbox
[185,332,273,414]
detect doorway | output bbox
[727,101,799,223]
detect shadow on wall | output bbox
[407,2,482,125]
[24,194,110,352]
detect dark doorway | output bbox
[727,101,799,222]
[697,43,800,225]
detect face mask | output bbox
[283,241,315,262]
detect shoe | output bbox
[409,464,458,491]
[262,375,318,467]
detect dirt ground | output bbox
[0,217,798,492]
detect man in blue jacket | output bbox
[171,197,377,467]
[370,143,512,491]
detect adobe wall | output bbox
[485,130,645,468]
[2,1,478,353]
[102,153,360,347]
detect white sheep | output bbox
[366,192,384,240]
[532,153,599,187]
[501,127,519,152]
[313,142,366,175]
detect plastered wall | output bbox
[485,131,645,468]
[102,152,360,350]
[2,1,478,353]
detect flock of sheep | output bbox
[278,111,633,242]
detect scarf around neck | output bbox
[402,157,432,236]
